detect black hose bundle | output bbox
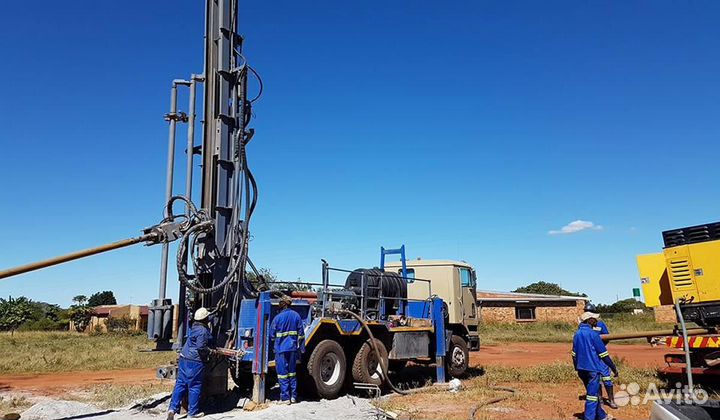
[345,269,407,314]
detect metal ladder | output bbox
[380,245,408,316]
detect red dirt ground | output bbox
[0,368,158,396]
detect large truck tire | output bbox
[307,339,346,399]
[352,338,388,386]
[446,335,469,378]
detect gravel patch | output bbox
[19,395,379,420]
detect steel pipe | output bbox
[601,328,712,341]
[0,234,155,280]
[158,80,190,301]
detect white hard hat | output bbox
[580,311,600,322]
[194,307,210,321]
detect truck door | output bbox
[458,267,477,321]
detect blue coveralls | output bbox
[592,321,614,388]
[572,323,615,420]
[169,322,213,416]
[269,307,305,402]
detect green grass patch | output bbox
[480,313,677,345]
[480,321,576,345]
[0,331,176,374]
[479,360,663,390]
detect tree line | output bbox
[0,290,117,334]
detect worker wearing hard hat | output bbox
[167,307,214,420]
[572,311,618,420]
[583,303,617,409]
[585,302,610,336]
[269,295,305,404]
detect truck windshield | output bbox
[459,267,475,288]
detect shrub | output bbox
[107,316,134,334]
[89,324,105,336]
[19,318,65,331]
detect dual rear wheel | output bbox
[306,338,389,399]
[274,334,469,399]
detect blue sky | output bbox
[1,1,719,307]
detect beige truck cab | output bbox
[384,259,480,351]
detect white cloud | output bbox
[549,220,603,235]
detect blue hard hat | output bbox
[584,302,597,312]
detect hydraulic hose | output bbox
[467,386,516,420]
[336,309,409,395]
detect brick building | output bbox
[477,291,587,324]
[83,304,149,333]
[652,305,677,324]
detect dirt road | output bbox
[0,368,158,396]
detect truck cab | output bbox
[384,259,480,351]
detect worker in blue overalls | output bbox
[269,295,305,404]
[572,311,618,420]
[584,303,617,409]
[168,307,214,420]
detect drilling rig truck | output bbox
[0,0,479,405]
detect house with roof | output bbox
[477,290,587,323]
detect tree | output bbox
[0,296,34,334]
[72,295,88,305]
[246,268,312,292]
[513,281,587,297]
[88,291,117,307]
[69,297,93,332]
[596,298,647,314]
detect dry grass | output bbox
[376,362,664,419]
[0,331,176,374]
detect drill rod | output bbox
[601,328,712,341]
[0,234,156,280]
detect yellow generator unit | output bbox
[637,253,673,308]
[658,222,720,326]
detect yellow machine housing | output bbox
[638,222,720,326]
[664,240,720,304]
[637,253,673,308]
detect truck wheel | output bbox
[307,339,346,399]
[352,338,388,386]
[446,335,469,378]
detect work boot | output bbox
[291,398,297,404]
[166,412,175,420]
[606,386,619,409]
[189,413,204,418]
[278,400,290,405]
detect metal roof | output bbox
[477,290,587,302]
